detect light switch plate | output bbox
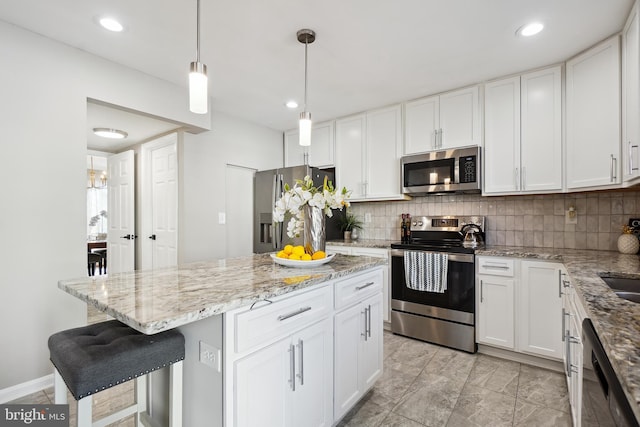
[218,212,226,225]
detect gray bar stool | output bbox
[48,320,185,427]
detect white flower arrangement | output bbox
[273,175,351,238]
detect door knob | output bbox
[120,234,137,240]
[149,234,157,240]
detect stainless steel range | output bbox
[390,215,485,353]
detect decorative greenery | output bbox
[339,211,363,232]
[273,175,351,238]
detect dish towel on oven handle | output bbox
[404,251,449,293]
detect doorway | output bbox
[225,164,256,257]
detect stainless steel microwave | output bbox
[401,146,481,195]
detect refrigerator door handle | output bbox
[272,174,278,250]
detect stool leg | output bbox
[53,369,67,404]
[77,395,92,427]
[169,361,183,427]
[135,375,147,424]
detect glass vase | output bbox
[303,205,326,254]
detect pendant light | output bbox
[297,29,315,147]
[189,0,208,114]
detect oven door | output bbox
[390,249,475,324]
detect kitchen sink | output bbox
[599,276,640,303]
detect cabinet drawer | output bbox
[234,285,332,355]
[477,257,515,277]
[335,268,383,310]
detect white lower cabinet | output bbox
[223,268,384,427]
[476,257,563,361]
[326,245,391,324]
[477,274,515,349]
[235,318,333,427]
[518,260,563,359]
[334,292,383,422]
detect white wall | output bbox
[180,112,283,263]
[0,20,281,391]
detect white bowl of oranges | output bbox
[271,245,335,268]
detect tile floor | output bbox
[337,331,571,427]
[9,331,571,427]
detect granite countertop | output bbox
[477,245,640,420]
[326,239,396,249]
[58,253,386,335]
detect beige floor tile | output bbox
[448,384,516,427]
[516,364,570,413]
[466,354,520,397]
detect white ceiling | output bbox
[0,0,634,135]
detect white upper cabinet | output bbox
[623,2,640,184]
[566,36,621,190]
[336,105,407,201]
[484,76,521,194]
[404,86,480,155]
[484,66,562,195]
[284,121,335,168]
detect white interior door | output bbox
[107,150,135,273]
[225,164,255,257]
[141,134,178,270]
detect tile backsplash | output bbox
[348,189,640,251]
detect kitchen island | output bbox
[58,252,387,426]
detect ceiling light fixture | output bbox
[297,29,315,147]
[286,100,299,109]
[189,0,208,114]
[517,22,544,37]
[98,17,124,32]
[93,128,128,139]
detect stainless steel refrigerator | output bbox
[254,166,343,254]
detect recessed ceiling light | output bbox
[98,17,124,32]
[517,22,544,37]
[285,100,299,109]
[93,128,128,139]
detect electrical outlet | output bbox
[565,210,577,225]
[199,341,221,372]
[364,213,372,223]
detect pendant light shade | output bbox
[189,0,208,114]
[297,29,315,146]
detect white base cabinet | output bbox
[476,257,563,361]
[235,318,333,427]
[223,267,384,427]
[326,245,390,323]
[477,257,515,349]
[518,260,563,359]
[333,276,383,422]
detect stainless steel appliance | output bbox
[390,215,485,353]
[581,319,639,426]
[253,166,342,254]
[401,146,481,195]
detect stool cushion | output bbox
[48,320,185,400]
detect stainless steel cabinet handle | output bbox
[482,264,509,270]
[629,141,639,174]
[558,276,563,298]
[611,154,618,182]
[522,166,526,190]
[289,344,295,391]
[362,307,369,341]
[367,304,372,338]
[433,130,437,149]
[565,330,571,377]
[561,308,570,342]
[480,279,484,303]
[514,168,519,191]
[356,281,376,291]
[277,306,312,321]
[439,129,443,148]
[297,339,304,386]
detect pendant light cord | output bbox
[196,0,201,62]
[304,38,308,111]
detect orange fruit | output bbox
[311,251,326,260]
[283,244,294,255]
[301,253,312,261]
[288,253,302,260]
[292,245,305,256]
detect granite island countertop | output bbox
[58,253,386,335]
[477,245,640,420]
[326,238,396,249]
